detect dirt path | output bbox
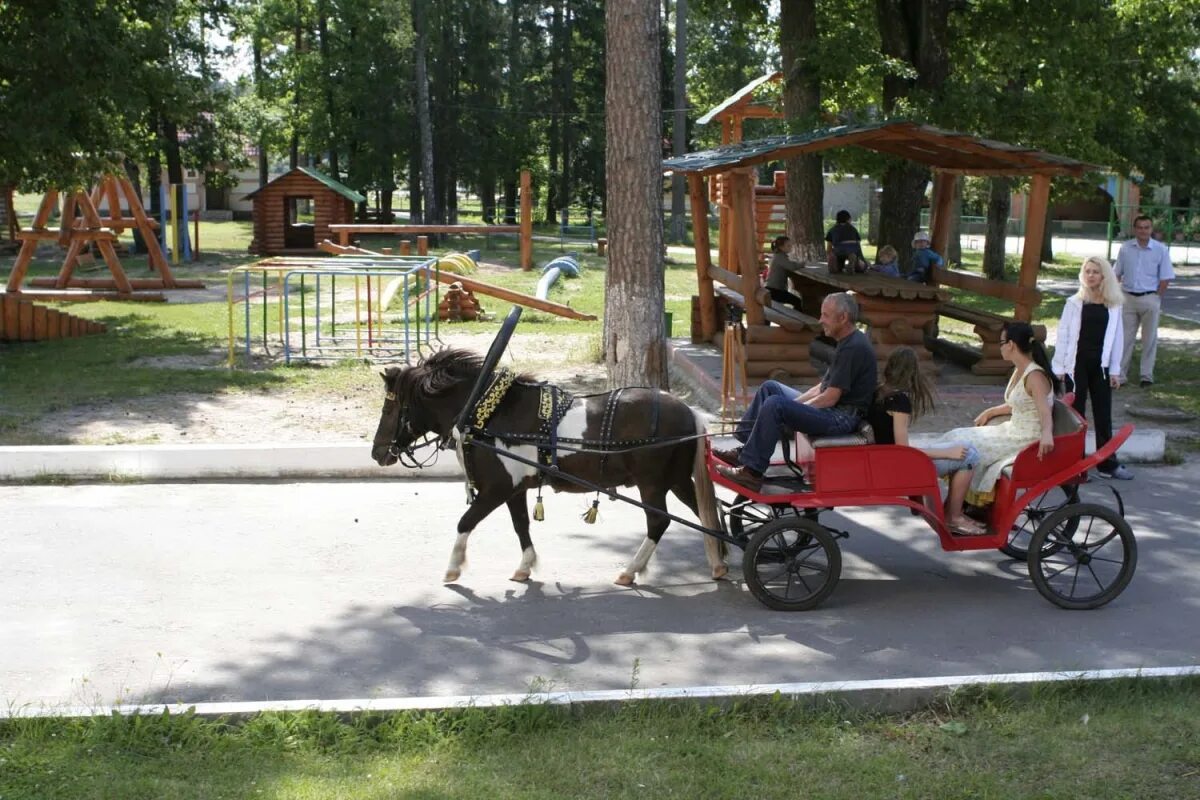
[31,332,613,445]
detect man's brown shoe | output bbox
[716,464,763,492]
[712,445,743,464]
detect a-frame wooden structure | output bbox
[5,174,202,300]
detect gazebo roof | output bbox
[696,72,782,126]
[664,121,1102,178]
[245,166,366,203]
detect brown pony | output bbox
[371,348,727,586]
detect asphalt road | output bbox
[3,467,1198,710]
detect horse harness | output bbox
[457,369,663,507]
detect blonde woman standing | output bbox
[1050,256,1130,480]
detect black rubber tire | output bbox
[742,517,841,611]
[728,494,800,541]
[999,484,1080,561]
[1028,502,1137,610]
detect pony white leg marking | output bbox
[615,538,657,586]
[444,532,470,583]
[495,442,539,487]
[511,546,538,582]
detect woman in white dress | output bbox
[940,321,1060,523]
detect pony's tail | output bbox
[692,409,729,570]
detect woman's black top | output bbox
[1078,303,1108,360]
[866,390,912,445]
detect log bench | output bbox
[711,284,822,378]
[930,266,1045,376]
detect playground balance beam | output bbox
[317,240,596,322]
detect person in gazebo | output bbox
[763,235,805,312]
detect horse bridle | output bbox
[383,385,445,469]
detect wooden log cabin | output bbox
[247,167,364,256]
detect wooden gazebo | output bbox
[247,167,365,255]
[663,122,1099,377]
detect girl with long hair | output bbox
[1050,256,1131,479]
[793,347,984,535]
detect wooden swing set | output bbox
[4,173,203,301]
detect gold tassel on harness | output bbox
[533,494,545,522]
[582,496,600,524]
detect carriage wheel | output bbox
[728,494,801,541]
[1027,503,1136,610]
[742,517,841,611]
[999,484,1080,561]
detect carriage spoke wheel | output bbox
[742,517,841,611]
[1027,503,1136,610]
[728,494,801,541]
[1000,484,1080,561]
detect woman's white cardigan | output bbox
[1050,295,1124,378]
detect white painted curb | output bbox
[0,442,462,481]
[0,429,1165,481]
[6,666,1197,720]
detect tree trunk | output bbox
[252,31,268,189]
[290,2,303,171]
[317,0,339,179]
[148,153,162,215]
[481,177,496,223]
[946,175,962,264]
[983,176,1012,280]
[409,150,422,223]
[558,3,574,228]
[876,0,951,264]
[668,0,688,244]
[545,0,563,225]
[413,0,439,224]
[1040,198,1054,262]
[879,162,929,268]
[779,0,824,262]
[604,0,666,388]
[503,179,517,225]
[161,116,184,186]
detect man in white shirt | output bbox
[1113,214,1175,387]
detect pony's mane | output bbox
[390,347,541,403]
[401,348,484,399]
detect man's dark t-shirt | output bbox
[821,329,877,416]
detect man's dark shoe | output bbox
[716,464,763,492]
[712,445,743,464]
[1140,379,1153,388]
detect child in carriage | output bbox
[793,346,985,535]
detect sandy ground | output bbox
[30,332,617,445]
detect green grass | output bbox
[3,678,1199,799]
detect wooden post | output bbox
[519,169,533,270]
[399,240,412,256]
[117,175,173,282]
[1016,173,1052,322]
[731,169,764,326]
[929,171,956,264]
[5,190,60,292]
[416,235,428,256]
[688,174,718,342]
[596,238,607,257]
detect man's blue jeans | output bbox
[732,380,860,474]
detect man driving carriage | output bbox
[716,292,877,491]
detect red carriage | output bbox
[712,401,1136,611]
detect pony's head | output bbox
[371,349,485,466]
